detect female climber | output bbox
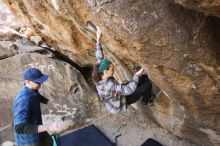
[92,27,153,113]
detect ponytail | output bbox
[92,64,103,82]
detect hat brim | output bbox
[33,74,49,84]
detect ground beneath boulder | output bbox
[61,102,193,146]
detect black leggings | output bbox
[125,75,152,105]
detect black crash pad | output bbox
[58,125,115,146]
[141,138,163,146]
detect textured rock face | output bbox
[172,0,220,18]
[0,33,45,59]
[0,2,24,32]
[0,33,97,142]
[1,0,220,145]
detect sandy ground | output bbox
[59,101,195,146]
[93,108,192,146]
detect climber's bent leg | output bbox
[125,79,152,105]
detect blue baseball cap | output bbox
[23,68,49,84]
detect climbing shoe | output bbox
[141,100,153,106]
[148,95,155,105]
[141,95,154,106]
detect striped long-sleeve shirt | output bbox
[95,42,139,113]
[95,42,104,63]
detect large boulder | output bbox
[172,0,220,18]
[1,0,220,145]
[0,51,97,142]
[0,32,45,59]
[0,2,24,32]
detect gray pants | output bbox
[20,132,53,146]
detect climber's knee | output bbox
[140,81,152,94]
[138,75,150,86]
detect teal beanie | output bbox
[98,59,111,73]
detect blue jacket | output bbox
[13,86,48,145]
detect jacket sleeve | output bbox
[95,42,104,63]
[38,93,49,104]
[14,96,30,125]
[15,124,38,134]
[109,75,139,96]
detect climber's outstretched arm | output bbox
[95,26,104,63]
